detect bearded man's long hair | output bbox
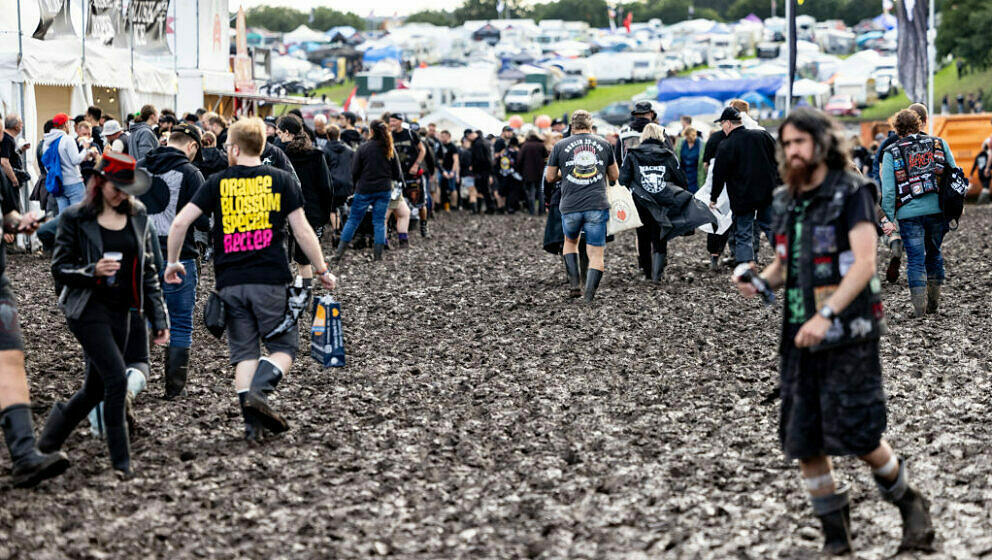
[777,108,853,197]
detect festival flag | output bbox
[787,0,797,111]
[623,12,632,33]
[343,86,358,111]
[896,0,928,102]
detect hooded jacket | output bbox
[322,140,355,198]
[195,146,228,179]
[622,139,716,240]
[711,125,781,215]
[516,138,549,183]
[285,144,334,227]
[139,146,207,259]
[42,129,87,186]
[352,140,402,195]
[127,122,160,162]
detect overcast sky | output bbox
[234,0,466,17]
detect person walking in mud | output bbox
[736,108,934,555]
[164,118,335,442]
[545,110,618,302]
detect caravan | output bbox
[451,91,506,120]
[588,52,635,84]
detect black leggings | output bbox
[61,301,132,451]
[634,199,668,273]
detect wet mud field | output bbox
[1,206,990,559]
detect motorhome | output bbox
[451,91,506,120]
[588,52,635,84]
[366,89,435,120]
[832,74,878,108]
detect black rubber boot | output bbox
[926,279,940,314]
[163,346,190,400]
[651,252,667,283]
[332,240,350,263]
[584,269,603,302]
[876,461,936,552]
[398,237,410,249]
[238,392,262,442]
[563,253,582,298]
[37,402,77,453]
[373,243,384,261]
[578,248,590,285]
[243,359,290,435]
[471,200,479,214]
[709,255,719,272]
[1,404,69,488]
[106,424,132,478]
[812,487,853,555]
[886,239,902,283]
[420,219,429,238]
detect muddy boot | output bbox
[584,269,603,302]
[237,392,263,442]
[710,255,719,272]
[373,243,384,261]
[875,461,935,552]
[1,404,70,488]
[563,253,582,298]
[812,487,853,555]
[910,287,927,318]
[978,189,991,204]
[578,250,589,285]
[926,279,940,314]
[163,347,190,400]
[331,240,350,264]
[38,402,79,453]
[886,239,902,283]
[420,219,430,238]
[106,424,132,479]
[243,359,290,435]
[651,253,667,283]
[398,235,410,249]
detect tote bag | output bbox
[606,183,643,235]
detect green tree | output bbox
[405,10,458,26]
[244,6,307,33]
[452,0,527,24]
[937,0,992,69]
[311,8,364,31]
[528,0,610,28]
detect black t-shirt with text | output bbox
[191,165,303,290]
[547,133,616,214]
[391,128,421,175]
[0,133,21,174]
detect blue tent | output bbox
[656,76,783,103]
[660,96,724,122]
[739,90,774,109]
[363,45,402,65]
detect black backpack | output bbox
[324,144,354,198]
[939,165,968,229]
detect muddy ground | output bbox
[1,205,990,559]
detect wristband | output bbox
[167,261,181,269]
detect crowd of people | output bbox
[0,88,977,555]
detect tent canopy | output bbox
[656,76,782,103]
[363,45,402,65]
[419,107,505,137]
[776,78,829,97]
[659,96,723,122]
[284,25,328,44]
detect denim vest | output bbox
[884,133,946,211]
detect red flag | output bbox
[343,86,358,111]
[623,12,632,33]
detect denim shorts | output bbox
[561,209,610,247]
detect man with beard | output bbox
[710,106,779,266]
[736,108,933,555]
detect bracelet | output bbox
[167,261,181,269]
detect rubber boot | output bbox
[651,252,667,283]
[420,219,429,238]
[373,243,384,261]
[238,391,262,442]
[578,249,590,285]
[876,461,935,552]
[886,239,902,283]
[710,255,719,272]
[584,269,603,302]
[925,279,940,314]
[909,287,927,318]
[243,358,290,435]
[471,200,479,214]
[398,236,410,249]
[978,189,991,204]
[1,404,69,488]
[38,402,77,453]
[164,347,190,400]
[563,253,582,298]
[332,240,350,264]
[484,194,496,214]
[106,424,132,478]
[812,487,853,555]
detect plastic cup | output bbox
[104,251,123,286]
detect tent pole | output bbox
[927,0,934,135]
[785,0,791,115]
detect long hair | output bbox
[80,175,135,218]
[371,120,394,160]
[277,115,312,154]
[777,108,852,196]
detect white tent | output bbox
[283,25,328,44]
[419,107,505,138]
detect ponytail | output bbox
[371,120,394,160]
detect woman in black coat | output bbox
[620,124,693,282]
[41,153,169,478]
[278,116,333,285]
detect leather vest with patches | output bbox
[884,133,946,211]
[772,170,887,352]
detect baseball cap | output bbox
[101,120,123,137]
[94,151,151,196]
[388,113,404,121]
[502,125,514,132]
[172,123,202,145]
[631,101,655,116]
[714,106,741,123]
[52,113,70,127]
[263,116,278,128]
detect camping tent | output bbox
[656,76,782,103]
[284,25,328,45]
[419,107,505,137]
[659,96,722,122]
[363,45,402,66]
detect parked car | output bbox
[553,76,588,100]
[825,94,860,117]
[504,83,546,112]
[597,101,634,125]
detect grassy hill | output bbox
[860,64,992,120]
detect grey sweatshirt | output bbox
[42,129,87,186]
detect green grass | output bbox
[860,64,992,120]
[509,81,657,123]
[271,79,355,115]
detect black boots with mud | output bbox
[1,404,69,488]
[812,487,853,555]
[563,253,582,298]
[875,462,936,553]
[332,241,350,263]
[243,359,290,437]
[164,347,190,399]
[584,269,603,302]
[651,253,667,283]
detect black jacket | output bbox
[139,146,208,259]
[470,137,494,174]
[51,202,169,331]
[322,140,355,198]
[286,146,334,227]
[196,147,228,179]
[516,138,548,183]
[711,126,780,214]
[261,143,299,185]
[351,140,401,195]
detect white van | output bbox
[451,91,506,120]
[588,52,635,84]
[366,89,435,120]
[504,83,545,112]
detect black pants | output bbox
[634,199,667,275]
[61,301,132,456]
[502,178,523,213]
[523,181,542,215]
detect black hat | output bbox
[263,116,278,128]
[388,113,404,121]
[551,118,565,126]
[714,106,742,123]
[172,123,204,164]
[631,101,655,116]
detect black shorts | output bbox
[779,339,887,460]
[219,284,298,364]
[0,274,25,352]
[474,173,491,196]
[290,225,324,266]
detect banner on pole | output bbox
[896,0,928,102]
